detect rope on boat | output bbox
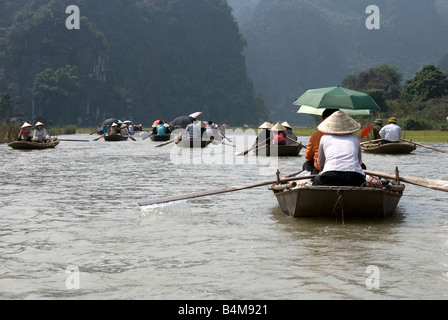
[332,190,345,225]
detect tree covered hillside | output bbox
[0,0,270,126]
[230,0,448,124]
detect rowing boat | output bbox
[271,172,404,218]
[104,134,129,142]
[150,134,171,142]
[361,141,416,154]
[256,144,303,157]
[7,139,60,150]
[176,139,212,148]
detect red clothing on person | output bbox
[271,131,287,145]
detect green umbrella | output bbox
[293,86,380,111]
[297,105,371,116]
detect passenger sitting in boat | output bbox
[282,121,297,144]
[120,124,130,136]
[302,109,338,174]
[186,121,201,139]
[379,117,402,144]
[270,122,287,145]
[204,121,216,140]
[18,122,33,141]
[313,110,366,187]
[254,122,271,147]
[372,119,383,140]
[109,123,119,135]
[33,122,47,141]
[164,123,171,135]
[156,120,167,135]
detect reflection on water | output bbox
[0,133,447,300]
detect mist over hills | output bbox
[0,0,269,126]
[1,0,448,127]
[229,0,448,125]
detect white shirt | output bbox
[317,134,364,175]
[33,127,46,139]
[186,123,201,139]
[379,123,402,142]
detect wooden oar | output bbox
[364,169,448,192]
[138,174,317,206]
[360,138,384,145]
[236,138,268,156]
[93,134,105,141]
[285,170,305,178]
[129,135,136,141]
[142,133,154,140]
[286,137,303,146]
[58,139,90,142]
[221,132,232,142]
[155,135,181,148]
[400,138,447,153]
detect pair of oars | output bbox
[138,168,448,206]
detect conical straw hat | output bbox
[317,110,361,135]
[271,122,286,132]
[35,121,45,127]
[281,121,292,129]
[21,122,32,128]
[258,122,272,130]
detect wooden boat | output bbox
[104,134,129,142]
[271,173,405,218]
[256,143,303,157]
[8,139,60,150]
[150,134,171,142]
[176,138,212,148]
[361,141,416,154]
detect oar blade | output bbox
[138,175,317,206]
[365,170,448,192]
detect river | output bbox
[1,131,447,300]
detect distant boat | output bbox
[8,139,60,150]
[150,134,171,142]
[104,134,128,142]
[255,143,303,157]
[361,141,416,154]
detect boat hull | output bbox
[176,139,212,148]
[104,134,129,141]
[150,134,171,142]
[7,140,60,150]
[361,142,416,154]
[256,144,302,157]
[273,185,403,218]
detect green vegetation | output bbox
[342,64,448,130]
[0,121,20,142]
[0,0,269,127]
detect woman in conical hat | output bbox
[255,121,272,146]
[270,122,287,145]
[313,110,366,187]
[33,121,47,141]
[18,122,32,141]
[282,121,298,143]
